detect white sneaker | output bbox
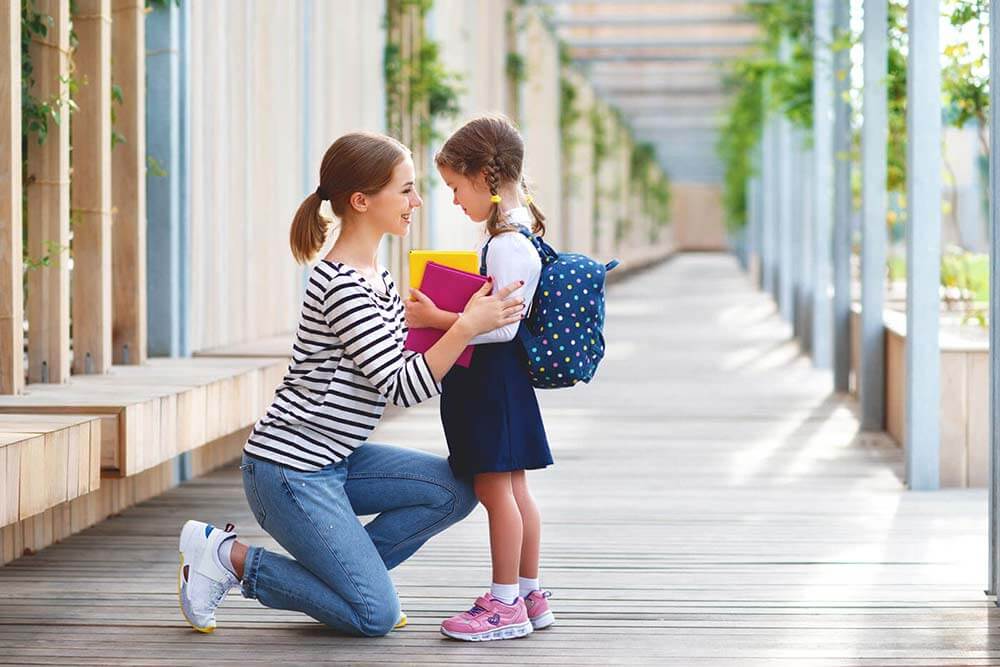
[178,520,239,633]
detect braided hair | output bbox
[435,114,546,238]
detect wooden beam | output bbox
[71,0,113,375]
[0,1,23,394]
[26,0,71,384]
[111,0,147,366]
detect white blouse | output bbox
[470,207,543,345]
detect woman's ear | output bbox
[349,192,368,213]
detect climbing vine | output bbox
[383,0,462,144]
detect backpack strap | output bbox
[479,225,535,276]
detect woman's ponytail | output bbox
[290,192,331,264]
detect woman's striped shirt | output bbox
[245,260,440,471]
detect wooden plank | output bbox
[111,0,147,366]
[25,0,71,384]
[939,352,968,487]
[968,351,989,487]
[70,0,113,375]
[0,1,23,395]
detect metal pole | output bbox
[904,0,941,490]
[987,0,1000,599]
[812,0,834,369]
[860,0,887,431]
[832,0,852,392]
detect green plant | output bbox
[941,246,989,326]
[383,0,462,144]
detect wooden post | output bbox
[111,0,147,365]
[26,0,71,384]
[861,0,888,432]
[0,0,22,394]
[71,0,113,375]
[904,0,941,490]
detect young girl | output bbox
[405,115,554,641]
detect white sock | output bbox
[490,582,519,605]
[519,576,540,598]
[217,536,238,578]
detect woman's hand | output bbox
[405,289,447,330]
[458,279,525,336]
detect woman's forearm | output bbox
[423,315,476,381]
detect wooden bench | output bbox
[0,357,287,477]
[0,415,102,527]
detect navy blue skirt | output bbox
[440,331,553,477]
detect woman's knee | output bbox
[354,593,401,637]
[453,478,478,518]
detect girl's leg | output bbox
[510,470,540,581]
[238,455,401,637]
[473,472,522,591]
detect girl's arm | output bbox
[468,234,539,344]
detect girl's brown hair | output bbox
[434,114,546,238]
[290,131,410,264]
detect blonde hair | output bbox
[434,114,546,238]
[290,132,410,264]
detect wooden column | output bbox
[71,0,113,375]
[111,0,147,365]
[26,0,71,384]
[0,1,22,394]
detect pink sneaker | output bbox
[524,589,555,629]
[440,593,534,641]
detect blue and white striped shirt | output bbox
[246,260,440,471]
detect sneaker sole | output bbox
[178,521,215,634]
[440,620,533,642]
[530,610,555,630]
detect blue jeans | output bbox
[239,444,477,636]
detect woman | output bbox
[177,132,526,636]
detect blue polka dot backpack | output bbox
[482,228,619,389]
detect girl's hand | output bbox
[458,279,525,336]
[405,289,447,330]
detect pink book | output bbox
[404,261,488,368]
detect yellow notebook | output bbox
[408,250,479,290]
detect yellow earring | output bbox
[525,195,534,205]
[490,194,502,204]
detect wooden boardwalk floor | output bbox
[0,254,992,665]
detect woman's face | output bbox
[437,164,491,222]
[365,156,422,237]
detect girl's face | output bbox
[437,164,491,222]
[364,156,422,237]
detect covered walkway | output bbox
[0,256,989,665]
